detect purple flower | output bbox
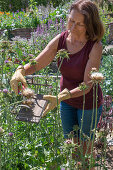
[8,132,13,137]
[49,86,52,89]
[28,54,34,57]
[5,60,9,64]
[9,4,12,8]
[96,154,101,160]
[3,89,8,93]
[21,8,24,12]
[75,154,79,158]
[1,49,5,52]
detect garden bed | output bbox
[95,144,113,170]
[0,22,113,42]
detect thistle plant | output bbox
[55,49,70,107]
[89,68,105,169]
[52,49,70,165]
[78,82,89,167]
[29,58,39,75]
[8,132,14,168]
[63,139,76,169]
[71,68,105,169]
[22,88,35,106]
[55,49,70,95]
[29,59,37,67]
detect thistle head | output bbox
[56,49,70,60]
[3,88,8,93]
[8,132,13,137]
[22,88,34,98]
[90,68,105,83]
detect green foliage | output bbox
[0,0,71,12]
[30,0,70,8]
[100,54,113,97]
[97,0,113,11]
[0,6,68,30]
[99,8,113,45]
[0,11,41,30]
[0,0,28,12]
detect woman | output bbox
[10,0,104,158]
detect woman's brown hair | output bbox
[69,0,105,41]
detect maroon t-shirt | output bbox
[57,31,103,109]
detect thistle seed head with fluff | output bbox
[90,72,105,82]
[90,67,98,73]
[90,68,105,83]
[22,99,34,107]
[22,88,34,98]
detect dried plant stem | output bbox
[85,85,95,156]
[56,57,64,106]
[79,89,85,164]
[89,83,98,169]
[54,57,64,164]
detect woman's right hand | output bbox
[10,65,27,95]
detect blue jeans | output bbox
[60,101,102,139]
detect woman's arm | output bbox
[70,41,103,98]
[24,34,61,75]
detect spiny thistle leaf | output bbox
[79,82,88,91]
[29,59,38,66]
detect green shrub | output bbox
[0,0,28,12]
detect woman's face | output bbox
[67,9,86,36]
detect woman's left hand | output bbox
[42,88,71,117]
[42,95,57,117]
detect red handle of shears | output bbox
[18,83,25,94]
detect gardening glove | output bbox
[10,65,27,95]
[42,88,71,117]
